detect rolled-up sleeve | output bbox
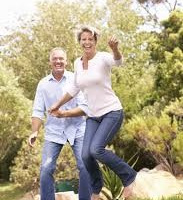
[32,83,45,119]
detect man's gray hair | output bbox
[49,47,67,61]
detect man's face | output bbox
[50,50,67,74]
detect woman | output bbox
[49,26,137,200]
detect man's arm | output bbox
[28,117,43,147]
[29,81,45,147]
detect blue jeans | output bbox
[82,110,137,194]
[40,137,91,200]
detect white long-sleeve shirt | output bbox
[67,51,123,117]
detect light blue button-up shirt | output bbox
[32,70,87,145]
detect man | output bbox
[28,47,91,200]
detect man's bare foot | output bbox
[91,193,100,200]
[122,180,135,199]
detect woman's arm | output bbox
[48,92,73,114]
[108,36,122,60]
[50,107,86,118]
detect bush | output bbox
[124,112,182,174]
[0,65,31,180]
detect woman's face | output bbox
[79,31,97,54]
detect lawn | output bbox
[0,182,27,200]
[1,181,183,200]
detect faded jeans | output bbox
[82,110,137,194]
[40,137,91,200]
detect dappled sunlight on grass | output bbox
[0,182,26,200]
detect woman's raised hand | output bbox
[108,35,119,51]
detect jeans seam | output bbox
[104,113,123,143]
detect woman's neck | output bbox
[84,50,97,60]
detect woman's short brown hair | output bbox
[77,26,99,43]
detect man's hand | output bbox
[50,107,85,118]
[28,131,38,147]
[51,110,66,118]
[48,102,60,114]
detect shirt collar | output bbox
[48,70,68,81]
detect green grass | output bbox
[0,182,26,200]
[1,181,183,200]
[134,196,183,200]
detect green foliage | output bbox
[0,64,31,180]
[135,0,182,30]
[149,10,183,103]
[162,11,183,36]
[164,97,183,116]
[106,0,143,32]
[101,165,123,200]
[112,64,155,118]
[164,97,183,130]
[164,98,183,166]
[10,138,43,189]
[154,48,183,102]
[55,143,78,181]
[123,107,183,174]
[100,153,138,200]
[0,0,105,100]
[172,131,183,166]
[0,0,145,102]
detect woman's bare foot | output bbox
[91,193,100,200]
[122,180,135,199]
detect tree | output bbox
[0,0,105,100]
[149,10,183,104]
[135,0,183,29]
[0,64,31,180]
